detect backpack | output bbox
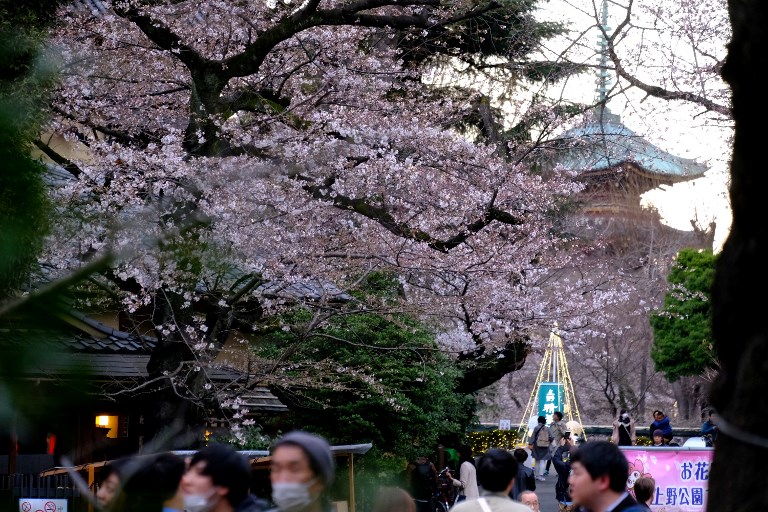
[536,426,550,448]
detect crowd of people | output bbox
[93,409,715,512]
[95,430,334,512]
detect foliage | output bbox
[396,0,568,71]
[256,277,477,460]
[466,429,523,454]
[651,249,718,381]
[0,0,112,458]
[0,5,59,296]
[634,435,652,447]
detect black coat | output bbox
[235,494,270,512]
[576,493,640,512]
[551,444,572,503]
[510,464,536,499]
[613,493,641,512]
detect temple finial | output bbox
[595,0,611,115]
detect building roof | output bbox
[556,109,707,182]
[1,309,287,411]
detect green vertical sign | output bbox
[538,382,562,423]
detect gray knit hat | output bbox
[273,431,335,487]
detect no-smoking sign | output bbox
[18,499,66,512]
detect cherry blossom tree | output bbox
[38,0,618,436]
[33,0,739,442]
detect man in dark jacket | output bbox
[649,410,673,444]
[568,441,639,512]
[701,410,718,446]
[552,432,574,512]
[406,455,438,512]
[509,448,535,500]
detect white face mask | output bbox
[183,487,219,512]
[271,479,319,512]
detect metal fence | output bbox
[0,473,91,512]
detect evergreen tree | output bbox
[650,248,718,381]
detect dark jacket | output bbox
[551,444,572,503]
[408,459,438,501]
[650,416,673,438]
[613,493,642,512]
[701,419,717,445]
[577,493,640,512]
[235,494,269,512]
[510,464,536,500]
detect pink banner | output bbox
[620,447,713,512]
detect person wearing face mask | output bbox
[269,431,335,512]
[610,410,636,446]
[182,443,268,512]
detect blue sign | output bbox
[537,382,563,423]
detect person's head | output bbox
[457,445,475,466]
[270,431,335,512]
[117,452,185,512]
[519,491,540,512]
[568,441,629,510]
[512,448,529,464]
[652,430,664,444]
[633,476,655,505]
[182,443,253,512]
[619,409,629,421]
[96,457,132,510]
[537,415,546,425]
[372,486,416,512]
[653,410,665,421]
[475,448,518,493]
[553,411,563,422]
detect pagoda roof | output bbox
[556,109,707,182]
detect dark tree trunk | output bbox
[709,1,768,510]
[455,336,529,393]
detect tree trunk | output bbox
[638,353,647,418]
[709,1,768,510]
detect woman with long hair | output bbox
[449,444,479,502]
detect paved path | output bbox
[529,470,560,512]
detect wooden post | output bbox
[87,464,95,512]
[348,454,355,512]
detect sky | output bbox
[535,0,733,252]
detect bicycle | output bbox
[432,467,458,512]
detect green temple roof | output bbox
[557,109,708,181]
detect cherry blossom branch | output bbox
[300,175,524,253]
[600,0,731,118]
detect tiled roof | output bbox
[241,387,289,412]
[58,310,157,353]
[1,310,287,411]
[556,109,708,181]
